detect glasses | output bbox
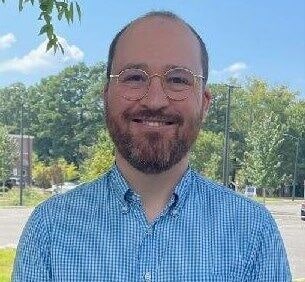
[109,67,205,101]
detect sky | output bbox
[0,0,304,98]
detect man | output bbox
[13,11,291,281]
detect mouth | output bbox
[132,118,175,127]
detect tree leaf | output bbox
[38,23,52,35]
[58,42,65,54]
[19,0,23,11]
[64,7,70,24]
[76,2,81,22]
[69,2,73,23]
[46,40,53,52]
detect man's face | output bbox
[104,17,211,174]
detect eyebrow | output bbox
[120,63,193,72]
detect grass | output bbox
[0,248,16,282]
[0,187,51,207]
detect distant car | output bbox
[301,202,305,221]
[10,177,20,186]
[49,182,78,195]
[0,179,14,190]
[244,185,257,198]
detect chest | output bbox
[49,209,251,281]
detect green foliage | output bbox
[0,124,18,181]
[238,112,284,195]
[32,159,52,188]
[24,62,105,165]
[0,248,16,282]
[32,156,79,188]
[190,130,223,181]
[80,130,115,182]
[1,0,82,53]
[0,83,28,135]
[57,158,79,181]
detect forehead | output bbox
[112,17,202,73]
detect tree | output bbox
[0,83,28,135]
[0,124,18,182]
[80,130,115,182]
[32,159,52,188]
[27,62,106,165]
[238,112,284,196]
[1,0,81,53]
[190,130,223,182]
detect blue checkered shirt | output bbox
[13,165,291,281]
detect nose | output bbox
[138,74,170,109]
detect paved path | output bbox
[0,207,33,248]
[0,201,304,279]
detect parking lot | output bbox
[266,200,305,280]
[0,200,304,279]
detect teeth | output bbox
[143,121,166,127]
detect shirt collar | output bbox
[109,164,193,211]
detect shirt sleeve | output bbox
[12,204,52,282]
[249,211,292,282]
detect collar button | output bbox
[121,205,129,214]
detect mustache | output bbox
[123,109,184,125]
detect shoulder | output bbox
[189,170,275,227]
[30,170,113,225]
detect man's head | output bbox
[106,11,209,84]
[104,11,211,174]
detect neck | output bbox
[115,152,189,221]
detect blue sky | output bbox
[0,0,304,98]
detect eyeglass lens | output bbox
[117,68,195,100]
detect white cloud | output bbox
[223,62,247,73]
[211,62,248,79]
[0,36,84,74]
[0,33,16,49]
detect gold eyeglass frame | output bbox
[109,67,205,101]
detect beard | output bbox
[105,102,202,174]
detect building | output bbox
[9,134,34,186]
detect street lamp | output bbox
[222,84,240,187]
[20,94,24,206]
[283,134,300,201]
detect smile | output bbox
[132,119,174,126]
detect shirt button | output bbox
[144,272,152,281]
[146,227,153,235]
[171,209,179,217]
[132,194,139,202]
[121,205,129,214]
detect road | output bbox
[0,200,304,279]
[266,200,305,280]
[0,207,33,248]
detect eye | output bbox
[119,69,148,84]
[167,76,190,85]
[165,69,193,87]
[124,74,146,82]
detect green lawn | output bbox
[0,187,51,207]
[0,248,16,282]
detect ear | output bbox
[201,87,212,122]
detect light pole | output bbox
[284,134,300,201]
[20,97,24,206]
[222,84,240,187]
